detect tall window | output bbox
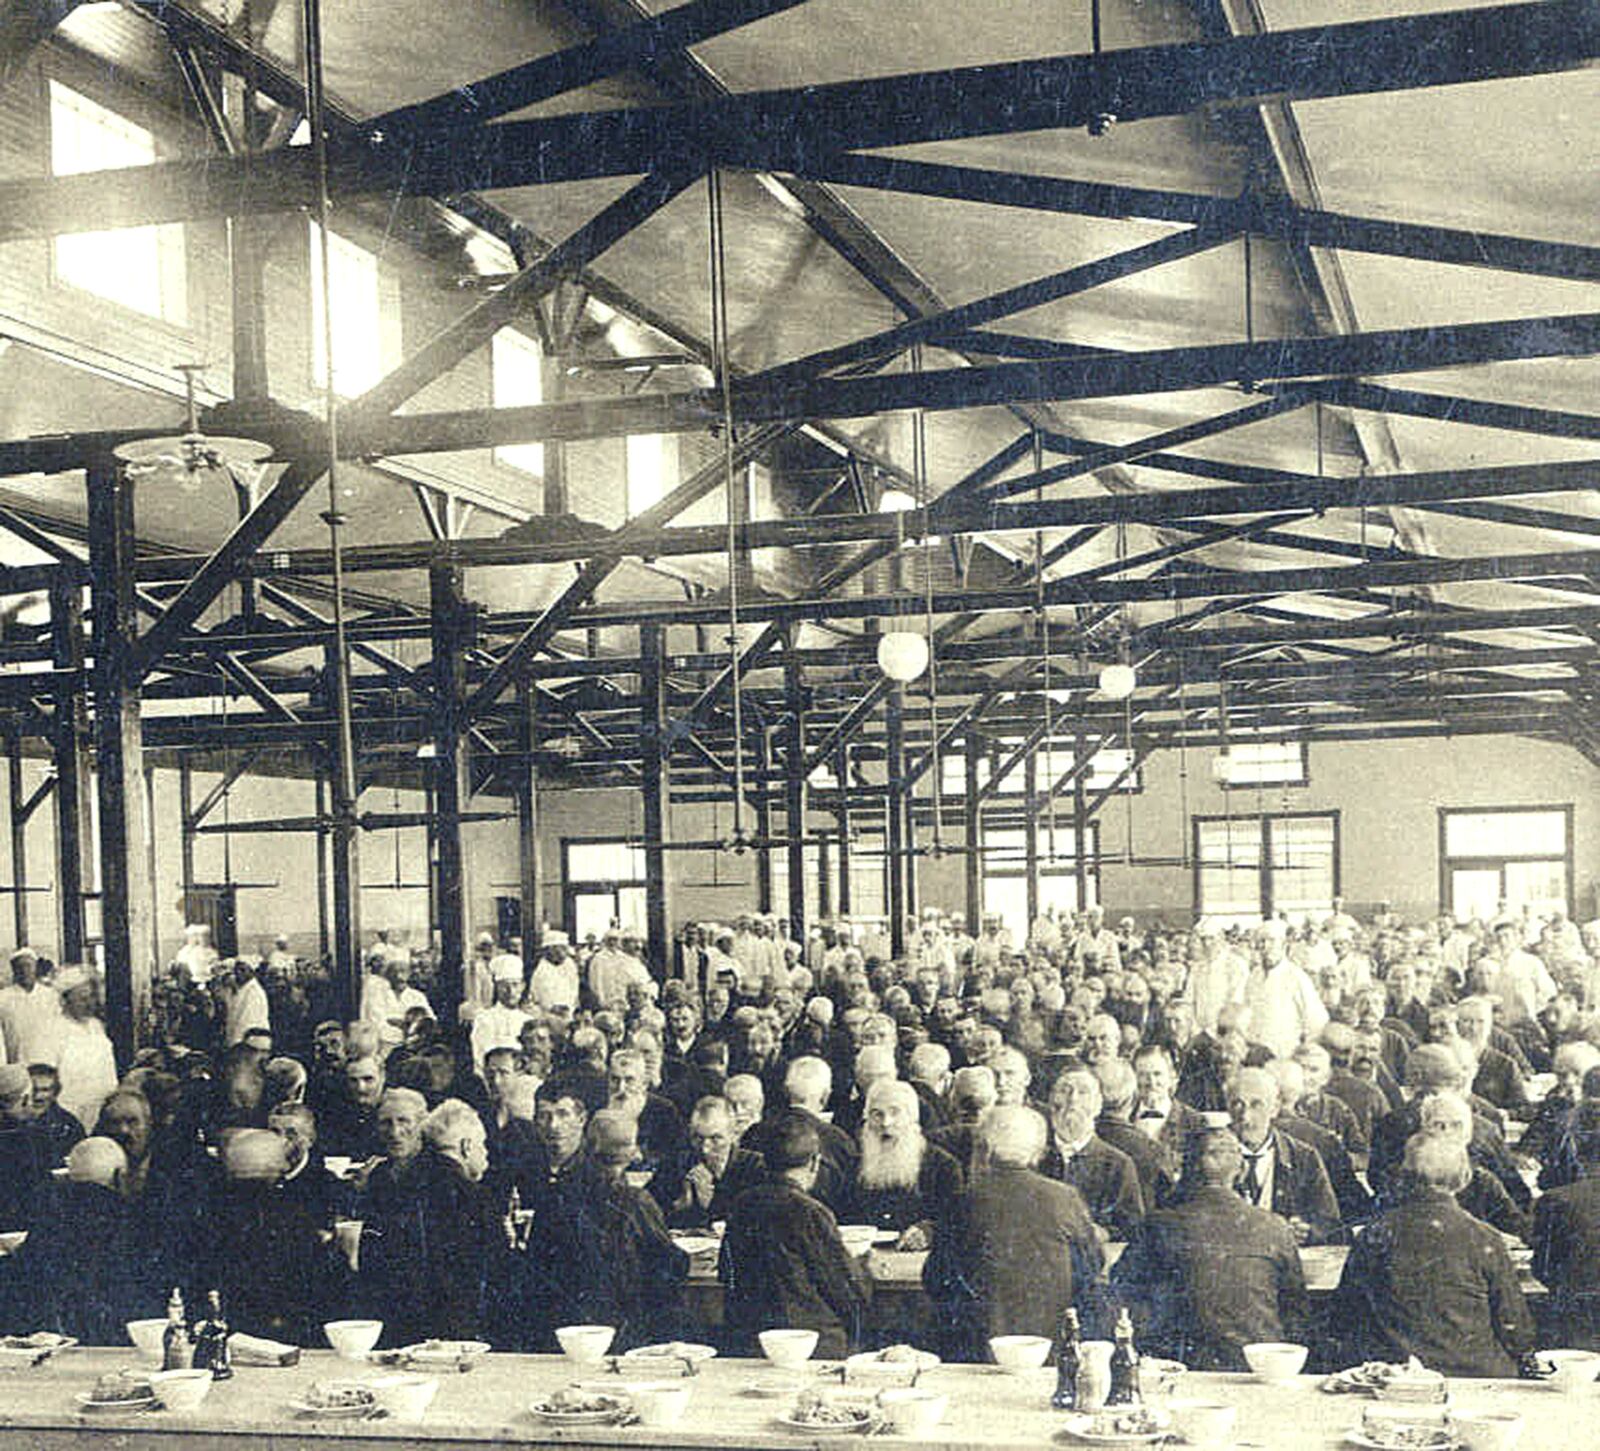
[989,740,1141,795]
[981,823,1098,945]
[309,222,382,396]
[49,81,186,322]
[1194,812,1338,926]
[626,434,678,518]
[562,838,647,942]
[1440,806,1571,924]
[491,328,545,476]
[1216,739,1308,789]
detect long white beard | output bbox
[858,1131,924,1191]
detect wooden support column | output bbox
[964,729,983,935]
[50,578,89,963]
[1074,731,1091,910]
[177,760,197,916]
[783,644,808,940]
[903,775,918,919]
[7,732,27,947]
[817,836,832,921]
[322,650,362,1018]
[835,743,852,917]
[88,458,155,1064]
[639,622,672,979]
[429,562,472,1025]
[886,686,906,957]
[540,350,568,516]
[313,770,331,962]
[515,680,542,982]
[753,728,773,914]
[142,763,161,974]
[1023,748,1040,931]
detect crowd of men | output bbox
[2,896,1599,1374]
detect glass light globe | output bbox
[1098,662,1137,699]
[878,631,930,682]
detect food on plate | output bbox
[89,1372,153,1403]
[303,1381,377,1411]
[1325,1357,1446,1397]
[1359,1406,1456,1449]
[875,1343,920,1364]
[789,1391,872,1426]
[1078,1407,1168,1438]
[532,1387,624,1414]
[3,1332,70,1351]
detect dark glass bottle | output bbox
[191,1290,233,1380]
[1051,1307,1081,1409]
[1106,1307,1141,1406]
[160,1288,192,1371]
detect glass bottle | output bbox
[161,1288,192,1371]
[191,1289,233,1379]
[1106,1306,1141,1406]
[1051,1307,1081,1410]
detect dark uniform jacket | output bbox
[839,1142,964,1236]
[650,1145,766,1229]
[1370,1100,1529,1210]
[1532,1175,1600,1347]
[1039,1134,1144,1241]
[744,1107,856,1212]
[1110,1183,1308,1371]
[1299,1089,1367,1155]
[720,1178,869,1358]
[1471,1048,1528,1117]
[1096,1113,1175,1211]
[1233,1127,1342,1244]
[1324,1072,1390,1146]
[923,1165,1103,1362]
[1277,1111,1372,1228]
[1332,1187,1536,1377]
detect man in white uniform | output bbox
[174,923,219,987]
[528,931,580,1016]
[470,955,531,1070]
[224,956,271,1046]
[0,948,59,1064]
[43,966,118,1132]
[1243,920,1329,1060]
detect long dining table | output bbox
[0,1346,1583,1450]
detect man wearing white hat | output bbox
[470,953,530,1070]
[42,966,117,1132]
[528,932,578,1016]
[174,922,219,987]
[462,932,498,1022]
[1243,920,1327,1060]
[0,948,60,1065]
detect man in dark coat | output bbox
[359,1100,507,1345]
[1320,1024,1392,1143]
[743,1056,857,1211]
[26,1065,85,1165]
[269,1102,349,1226]
[1332,1134,1536,1377]
[650,1095,765,1230]
[1531,1104,1600,1347]
[318,1054,386,1161]
[1091,1058,1175,1212]
[1269,1059,1373,1227]
[7,1138,156,1342]
[1228,1067,1341,1244]
[1111,1128,1309,1371]
[1132,1043,1208,1182]
[721,1111,869,1359]
[838,1080,963,1250]
[1040,1067,1143,1241]
[0,1065,51,1230]
[923,1104,1104,1361]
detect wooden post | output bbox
[1024,748,1040,931]
[783,645,808,940]
[640,622,672,978]
[515,680,542,981]
[886,686,906,958]
[835,743,852,917]
[49,578,88,963]
[964,728,983,935]
[7,732,27,948]
[429,562,472,1025]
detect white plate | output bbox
[845,1348,940,1377]
[743,1377,807,1399]
[74,1393,156,1415]
[672,1236,720,1256]
[399,1340,489,1364]
[776,1408,876,1434]
[288,1399,377,1420]
[529,1398,628,1424]
[1061,1411,1171,1445]
[0,1333,75,1365]
[622,1342,718,1364]
[1346,1433,1457,1451]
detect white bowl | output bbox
[1453,1410,1524,1451]
[369,1373,438,1421]
[1242,1341,1308,1382]
[877,1387,948,1433]
[556,1324,616,1365]
[759,1328,819,1369]
[324,1319,384,1359]
[150,1369,212,1413]
[126,1319,169,1366]
[629,1380,692,1428]
[0,1231,28,1255]
[1166,1399,1237,1447]
[1540,1348,1600,1392]
[989,1335,1052,1373]
[839,1225,877,1255]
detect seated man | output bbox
[1268,1058,1373,1228]
[269,1102,348,1226]
[356,1087,431,1218]
[1111,1127,1308,1371]
[839,1079,963,1250]
[359,1099,507,1344]
[533,1110,688,1349]
[1532,1101,1600,1348]
[1522,1041,1600,1170]
[1408,1089,1530,1241]
[923,1105,1103,1361]
[652,1095,765,1230]
[319,1054,386,1161]
[927,1065,997,1176]
[1227,1066,1341,1245]
[606,1047,688,1189]
[1332,1134,1536,1377]
[0,1063,51,1229]
[744,1056,857,1210]
[27,1063,85,1165]
[720,1111,869,1359]
[7,1137,153,1342]
[1091,1057,1173,1211]
[1040,1066,1144,1242]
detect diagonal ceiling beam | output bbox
[6,3,1595,234]
[1326,381,1600,443]
[0,0,82,91]
[371,0,814,135]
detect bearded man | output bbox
[839,1078,962,1251]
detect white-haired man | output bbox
[1041,1066,1144,1240]
[841,1078,963,1250]
[744,1055,856,1209]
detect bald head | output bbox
[783,1056,832,1113]
[1404,1131,1471,1194]
[67,1136,126,1189]
[908,1041,950,1089]
[949,1065,997,1122]
[976,1104,1048,1169]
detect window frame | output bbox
[1436,803,1574,920]
[308,220,384,399]
[1215,738,1310,791]
[490,327,546,477]
[1192,809,1340,921]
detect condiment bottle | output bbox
[161,1288,193,1371]
[1106,1307,1141,1406]
[1052,1307,1081,1410]
[191,1289,232,1379]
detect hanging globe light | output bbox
[1098,661,1137,700]
[878,631,930,682]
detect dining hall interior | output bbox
[0,1,1597,1446]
